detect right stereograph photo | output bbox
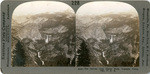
[76,2,139,67]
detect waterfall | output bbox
[110,35,113,43]
[38,52,41,58]
[110,35,116,43]
[45,35,49,43]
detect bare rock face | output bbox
[11,11,75,67]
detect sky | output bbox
[12,1,74,16]
[76,1,139,16]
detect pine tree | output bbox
[77,39,90,66]
[13,41,25,66]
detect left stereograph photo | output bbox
[11,1,75,67]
